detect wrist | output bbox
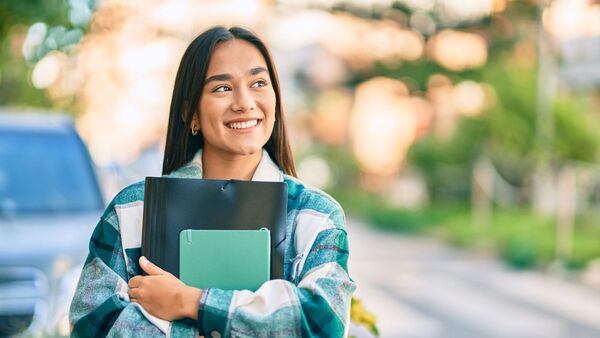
[180,285,202,320]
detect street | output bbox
[347,218,600,338]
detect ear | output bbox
[190,111,201,130]
[181,102,201,131]
[180,100,191,124]
[181,100,200,124]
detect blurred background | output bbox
[1,0,600,337]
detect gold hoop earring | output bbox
[191,126,199,136]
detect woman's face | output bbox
[195,39,276,158]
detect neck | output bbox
[201,148,262,181]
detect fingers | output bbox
[128,287,142,301]
[128,275,142,288]
[128,276,143,303]
[139,256,166,276]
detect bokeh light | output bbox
[350,77,417,175]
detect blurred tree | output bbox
[553,95,600,163]
[0,0,69,107]
[333,0,600,204]
[409,116,487,202]
[0,0,69,40]
[0,0,92,109]
[409,49,600,203]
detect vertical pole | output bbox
[535,0,557,160]
[536,0,567,264]
[472,157,493,229]
[556,166,576,262]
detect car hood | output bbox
[0,212,101,274]
[0,212,102,336]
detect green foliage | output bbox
[303,144,360,189]
[344,1,600,208]
[331,188,467,233]
[331,188,425,232]
[479,61,539,184]
[0,0,82,107]
[553,95,600,162]
[335,187,600,270]
[0,0,69,38]
[568,217,600,269]
[349,58,484,93]
[408,117,487,201]
[0,38,52,107]
[407,56,600,204]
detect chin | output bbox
[233,145,263,156]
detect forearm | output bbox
[196,273,354,338]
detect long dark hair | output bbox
[162,26,297,177]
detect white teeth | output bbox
[228,119,259,129]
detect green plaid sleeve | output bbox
[197,206,356,338]
[69,201,197,338]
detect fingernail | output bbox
[140,256,148,266]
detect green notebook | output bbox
[179,229,270,291]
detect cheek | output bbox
[260,90,277,120]
[263,117,276,138]
[198,99,223,131]
[262,101,276,133]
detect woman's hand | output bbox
[128,256,202,321]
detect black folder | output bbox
[141,176,288,279]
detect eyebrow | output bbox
[204,66,268,84]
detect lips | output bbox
[226,119,262,129]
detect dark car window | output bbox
[0,129,103,215]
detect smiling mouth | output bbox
[226,119,262,130]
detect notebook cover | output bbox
[141,177,287,279]
[179,229,270,291]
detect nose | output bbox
[231,87,256,113]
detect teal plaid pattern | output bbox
[69,159,356,338]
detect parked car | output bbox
[0,112,104,337]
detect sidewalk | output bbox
[346,218,600,338]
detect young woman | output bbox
[70,26,356,338]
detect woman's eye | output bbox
[252,80,268,88]
[214,85,231,93]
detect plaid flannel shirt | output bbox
[69,149,356,338]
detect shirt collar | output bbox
[170,148,283,182]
